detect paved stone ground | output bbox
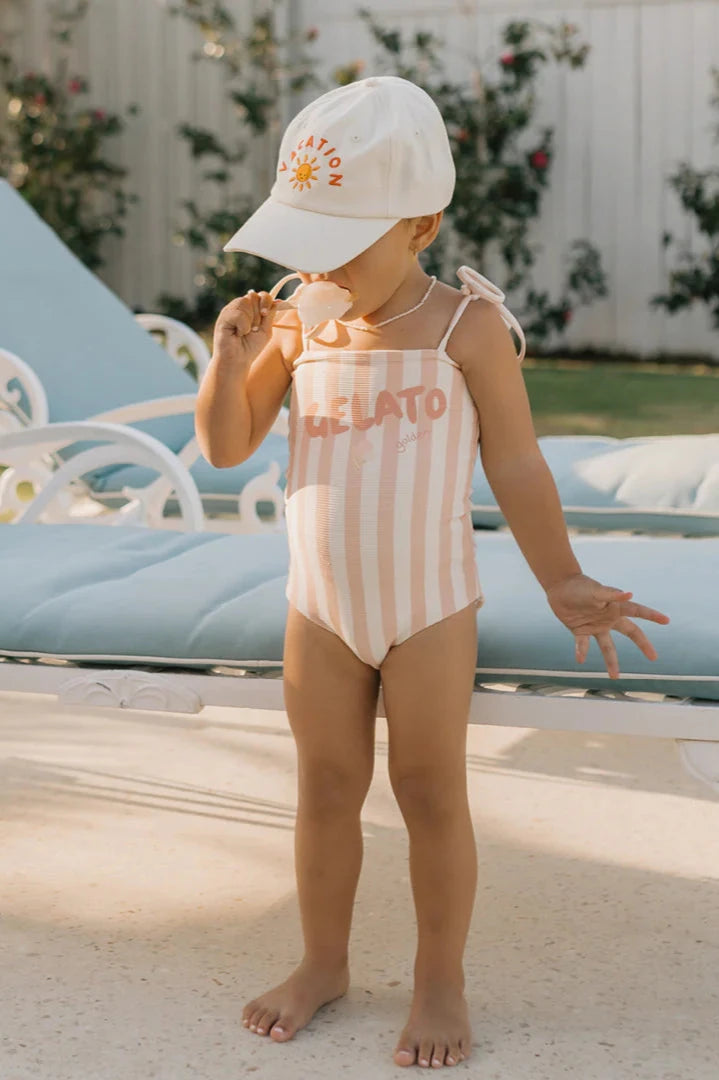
[1,691,718,1079]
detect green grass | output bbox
[522,360,719,437]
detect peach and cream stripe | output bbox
[437,354,466,621]
[298,357,321,623]
[284,368,306,615]
[373,352,405,660]
[407,350,438,640]
[306,356,340,633]
[450,372,475,614]
[425,352,459,625]
[462,406,482,607]
[342,355,373,664]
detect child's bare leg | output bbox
[242,603,380,1043]
[380,601,479,1069]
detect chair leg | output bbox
[237,461,286,533]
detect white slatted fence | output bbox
[1,0,718,359]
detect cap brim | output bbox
[222,197,400,273]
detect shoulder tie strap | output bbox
[453,265,526,363]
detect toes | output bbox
[418,1037,434,1068]
[245,1007,262,1030]
[447,1039,463,1065]
[248,1006,267,1032]
[247,1008,265,1033]
[242,1001,258,1026]
[431,1043,448,1067]
[269,1017,293,1041]
[394,1044,417,1067]
[253,1009,276,1035]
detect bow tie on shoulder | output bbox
[456,265,527,363]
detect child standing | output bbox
[195,76,670,1069]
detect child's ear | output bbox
[411,211,443,254]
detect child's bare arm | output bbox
[195,290,297,468]
[452,301,583,591]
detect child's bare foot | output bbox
[393,979,472,1068]
[242,959,350,1042]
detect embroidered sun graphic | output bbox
[291,154,320,191]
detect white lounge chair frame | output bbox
[0,347,49,430]
[0,344,289,532]
[134,313,212,380]
[0,420,205,529]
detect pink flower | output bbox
[68,77,84,94]
[305,26,319,41]
[93,108,106,122]
[456,128,470,143]
[33,93,46,106]
[563,309,572,324]
[500,52,515,66]
[530,150,549,169]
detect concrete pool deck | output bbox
[1,690,718,1079]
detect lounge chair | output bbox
[2,187,716,794]
[0,514,716,791]
[0,426,717,794]
[471,434,719,536]
[0,179,287,531]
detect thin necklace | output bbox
[337,276,437,330]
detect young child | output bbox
[195,76,670,1070]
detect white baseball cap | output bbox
[223,75,456,273]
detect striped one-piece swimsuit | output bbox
[283,266,526,669]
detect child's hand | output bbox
[212,289,275,365]
[544,572,671,679]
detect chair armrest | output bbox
[89,393,198,425]
[92,397,289,438]
[135,313,212,380]
[0,420,205,531]
[0,347,50,428]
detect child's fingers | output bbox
[218,295,261,337]
[248,290,276,331]
[246,290,262,329]
[574,633,590,663]
[256,291,276,330]
[222,301,254,337]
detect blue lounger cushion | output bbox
[471,434,719,535]
[0,523,714,701]
[0,181,197,456]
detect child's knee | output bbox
[299,757,373,816]
[388,763,467,823]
